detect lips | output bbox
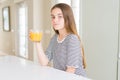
[53,24,59,27]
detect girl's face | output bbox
[51,8,65,31]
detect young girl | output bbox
[30,3,87,77]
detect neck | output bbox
[59,29,67,37]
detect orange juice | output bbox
[30,32,42,42]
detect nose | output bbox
[53,16,58,23]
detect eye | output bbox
[58,15,63,18]
[51,16,55,19]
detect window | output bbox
[2,6,10,31]
[17,2,28,59]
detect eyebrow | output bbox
[51,13,63,16]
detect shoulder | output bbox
[67,34,79,41]
[65,34,80,45]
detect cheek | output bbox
[51,20,54,26]
[61,20,65,26]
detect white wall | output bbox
[32,0,52,62]
[0,0,14,55]
[82,0,119,80]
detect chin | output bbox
[53,27,60,30]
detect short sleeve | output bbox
[45,35,56,61]
[66,35,83,68]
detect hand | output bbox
[29,31,33,41]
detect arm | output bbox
[66,35,83,74]
[35,42,49,66]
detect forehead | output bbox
[51,8,63,15]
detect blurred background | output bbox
[0,0,120,80]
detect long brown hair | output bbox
[51,3,86,69]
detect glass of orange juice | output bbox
[30,30,42,42]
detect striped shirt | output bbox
[45,34,87,77]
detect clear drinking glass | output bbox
[30,29,42,42]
